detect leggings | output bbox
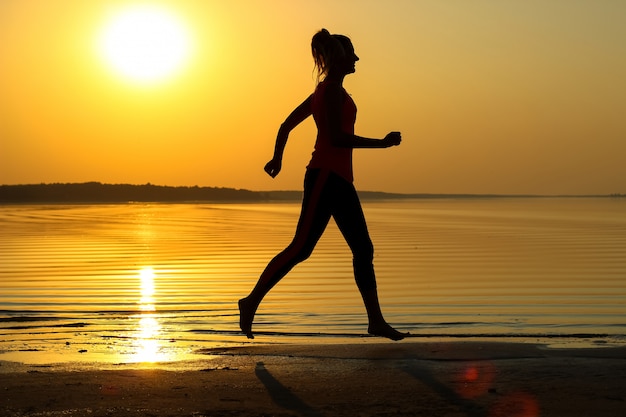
[258,168,377,293]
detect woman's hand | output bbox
[264,158,282,178]
[382,131,402,148]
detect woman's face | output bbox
[340,40,359,75]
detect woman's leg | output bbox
[331,176,407,341]
[239,170,332,338]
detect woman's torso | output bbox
[308,80,357,182]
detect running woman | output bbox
[239,29,407,341]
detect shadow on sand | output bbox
[255,361,324,417]
[254,354,489,417]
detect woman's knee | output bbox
[353,239,374,263]
[285,241,315,264]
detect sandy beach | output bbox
[1,341,625,417]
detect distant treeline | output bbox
[0,182,290,203]
[0,182,619,204]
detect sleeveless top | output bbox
[308,80,357,183]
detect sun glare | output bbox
[97,5,192,84]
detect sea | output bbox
[1,198,625,364]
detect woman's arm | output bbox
[325,83,401,149]
[265,95,313,178]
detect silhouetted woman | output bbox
[239,29,407,341]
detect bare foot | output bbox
[368,323,409,341]
[238,298,255,339]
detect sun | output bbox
[98,5,192,84]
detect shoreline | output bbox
[1,333,624,370]
[2,341,625,416]
[2,338,626,371]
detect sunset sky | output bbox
[1,0,624,195]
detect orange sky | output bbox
[1,0,625,195]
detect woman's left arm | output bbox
[265,95,313,177]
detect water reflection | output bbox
[135,315,163,362]
[139,267,156,312]
[129,267,168,363]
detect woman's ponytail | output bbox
[311,29,346,82]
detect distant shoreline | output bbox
[0,182,622,204]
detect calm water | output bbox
[1,198,625,363]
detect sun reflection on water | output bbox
[139,267,156,312]
[128,267,170,363]
[134,315,163,363]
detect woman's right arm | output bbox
[265,95,313,178]
[324,83,401,149]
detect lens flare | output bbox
[456,362,497,399]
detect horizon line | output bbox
[0,181,623,199]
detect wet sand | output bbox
[1,342,625,417]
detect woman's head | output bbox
[311,29,358,81]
